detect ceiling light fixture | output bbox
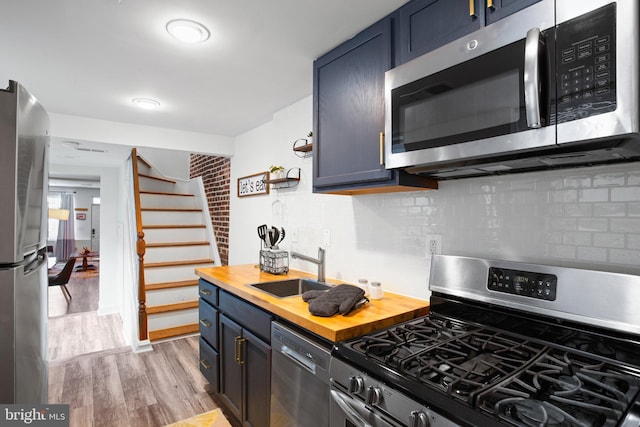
[132,98,160,110]
[166,19,210,44]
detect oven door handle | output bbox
[524,27,542,129]
[330,388,373,427]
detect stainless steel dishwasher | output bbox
[270,321,332,427]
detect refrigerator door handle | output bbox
[23,251,46,275]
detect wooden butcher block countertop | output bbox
[195,264,430,342]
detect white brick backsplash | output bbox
[593,233,625,248]
[629,203,640,216]
[563,176,592,188]
[627,171,640,185]
[577,246,608,263]
[564,203,592,217]
[577,218,608,232]
[550,189,578,203]
[578,188,608,202]
[628,235,640,249]
[563,232,592,246]
[611,218,640,233]
[609,249,640,265]
[611,187,640,202]
[594,172,626,187]
[547,245,576,259]
[550,217,577,231]
[593,203,626,217]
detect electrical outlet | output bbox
[426,234,442,256]
[322,229,331,247]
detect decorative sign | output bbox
[238,172,269,197]
[76,213,87,220]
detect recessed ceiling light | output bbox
[132,98,160,110]
[166,19,210,44]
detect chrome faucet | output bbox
[291,247,326,282]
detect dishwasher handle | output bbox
[278,345,316,374]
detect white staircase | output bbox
[133,152,219,341]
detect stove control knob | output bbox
[348,376,364,394]
[365,386,383,406]
[409,411,430,427]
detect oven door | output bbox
[384,0,556,172]
[330,388,401,427]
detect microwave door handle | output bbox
[524,27,542,129]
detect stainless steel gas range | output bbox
[330,255,640,427]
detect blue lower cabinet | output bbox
[199,337,219,393]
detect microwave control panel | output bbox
[555,3,616,124]
[487,267,557,301]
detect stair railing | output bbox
[131,148,148,341]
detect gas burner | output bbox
[400,331,546,404]
[477,349,640,426]
[495,397,585,427]
[353,315,479,367]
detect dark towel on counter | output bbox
[302,284,367,317]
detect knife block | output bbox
[259,249,289,274]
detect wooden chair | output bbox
[48,257,76,302]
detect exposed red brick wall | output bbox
[190,154,231,266]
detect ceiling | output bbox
[1,0,407,142]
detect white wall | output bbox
[230,95,640,300]
[50,113,234,157]
[137,147,191,180]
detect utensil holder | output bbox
[259,249,289,274]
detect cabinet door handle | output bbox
[199,318,211,327]
[379,132,385,166]
[469,0,477,17]
[199,288,211,296]
[200,358,211,370]
[234,337,246,365]
[487,0,495,10]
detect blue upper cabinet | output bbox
[312,17,437,194]
[485,0,542,25]
[395,0,541,65]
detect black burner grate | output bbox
[399,331,545,405]
[476,349,640,426]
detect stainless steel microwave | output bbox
[385,0,640,179]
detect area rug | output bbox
[164,408,232,427]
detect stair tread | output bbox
[146,241,210,248]
[141,207,202,212]
[146,279,199,291]
[140,190,195,197]
[142,224,206,229]
[147,300,199,314]
[148,324,199,341]
[145,259,214,268]
[138,172,176,184]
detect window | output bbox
[47,194,61,242]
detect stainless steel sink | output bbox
[248,278,332,298]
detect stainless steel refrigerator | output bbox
[0,80,49,403]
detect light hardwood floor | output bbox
[47,266,233,426]
[49,337,224,427]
